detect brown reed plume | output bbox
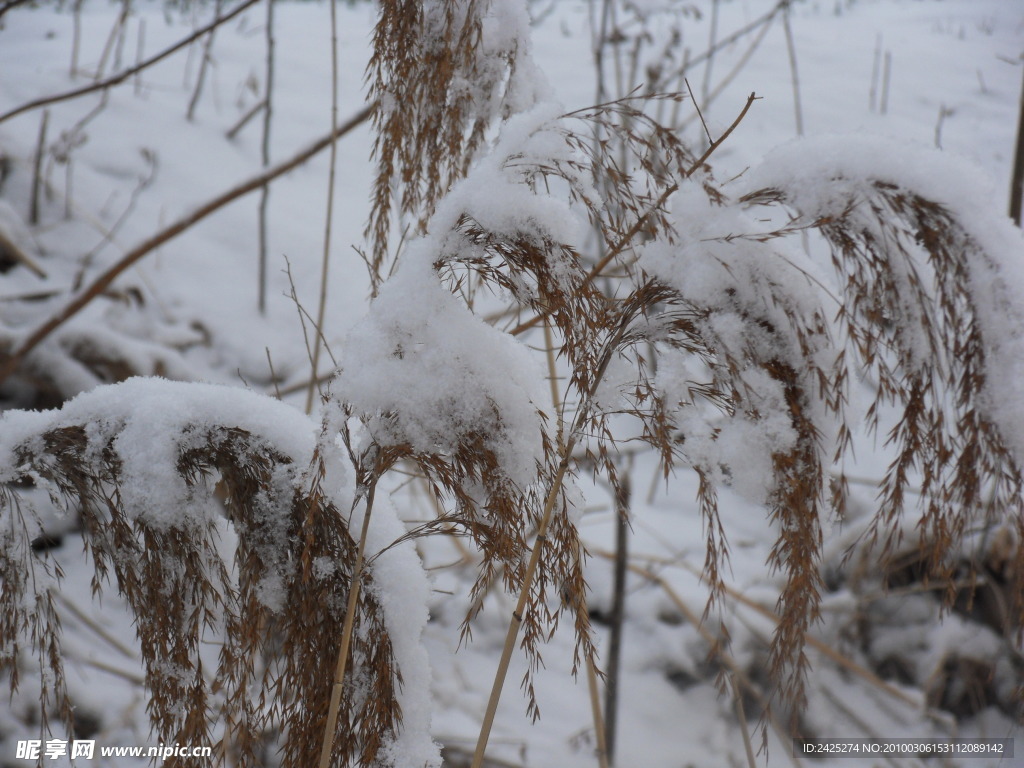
[0,402,405,768]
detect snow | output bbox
[0,378,320,523]
[337,249,548,488]
[744,135,1024,464]
[358,493,441,768]
[0,377,439,766]
[639,178,836,502]
[1,0,1022,766]
[480,0,552,113]
[431,102,581,248]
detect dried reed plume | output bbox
[0,405,403,768]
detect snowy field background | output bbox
[0,0,1022,766]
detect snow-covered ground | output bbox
[0,0,1022,766]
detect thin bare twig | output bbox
[880,51,892,115]
[186,0,224,121]
[50,588,137,659]
[0,105,373,387]
[663,0,788,83]
[685,77,713,144]
[869,34,882,113]
[701,0,720,107]
[284,256,318,389]
[688,91,759,171]
[30,110,48,226]
[0,0,261,126]
[0,0,34,21]
[71,147,158,290]
[265,346,281,399]
[134,18,146,96]
[678,12,773,133]
[92,0,131,84]
[70,0,84,78]
[225,99,266,140]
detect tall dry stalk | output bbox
[186,0,223,120]
[603,466,629,765]
[782,5,803,136]
[316,445,379,768]
[1010,62,1024,226]
[257,0,275,314]
[306,0,342,413]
